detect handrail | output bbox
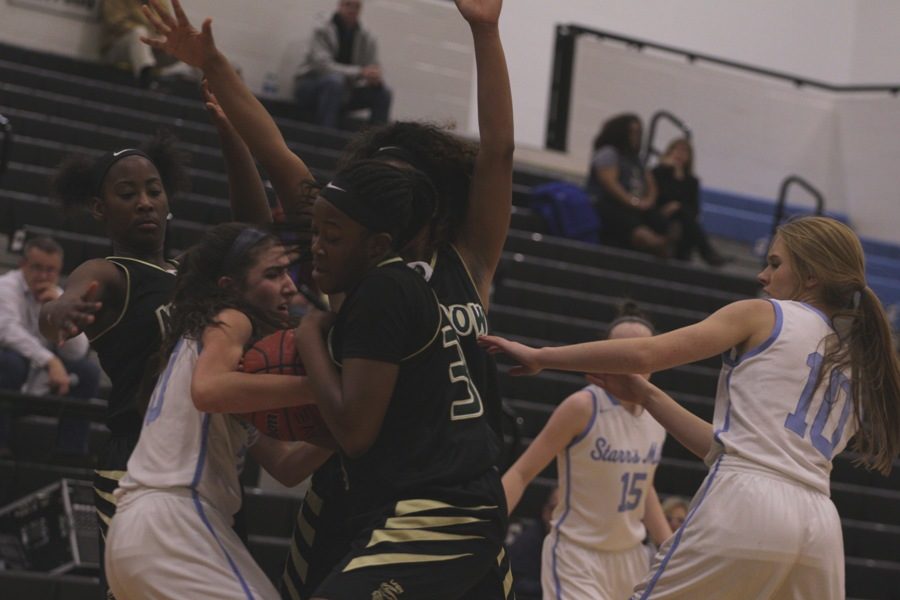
[0,113,11,177]
[642,110,691,166]
[770,175,825,245]
[546,24,900,151]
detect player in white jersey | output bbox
[502,306,672,600]
[106,224,327,600]
[481,216,900,599]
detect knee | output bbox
[321,73,346,92]
[64,357,102,396]
[0,349,29,390]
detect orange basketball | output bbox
[240,329,329,442]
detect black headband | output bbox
[373,145,427,173]
[319,177,395,234]
[92,148,153,196]
[223,227,271,272]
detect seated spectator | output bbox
[101,0,196,88]
[0,237,100,457]
[661,494,690,532]
[294,0,392,129]
[506,487,559,600]
[652,138,728,266]
[586,113,680,257]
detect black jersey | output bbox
[90,257,175,436]
[327,259,499,511]
[422,244,503,442]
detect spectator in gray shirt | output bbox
[0,236,100,457]
[294,0,392,129]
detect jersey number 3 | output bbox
[784,351,853,459]
[442,325,484,421]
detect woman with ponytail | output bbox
[481,216,900,599]
[293,160,510,598]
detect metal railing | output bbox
[546,25,900,152]
[642,110,691,167]
[771,175,825,241]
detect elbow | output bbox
[334,426,376,459]
[191,381,222,413]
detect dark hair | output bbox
[592,113,642,156]
[161,223,287,363]
[23,235,63,257]
[330,160,438,252]
[50,130,191,213]
[603,301,655,339]
[338,121,477,246]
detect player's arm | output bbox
[502,391,593,513]
[588,374,713,460]
[40,259,120,344]
[143,0,315,211]
[642,486,673,546]
[480,299,775,376]
[294,307,397,459]
[250,434,333,488]
[452,0,514,308]
[191,309,315,413]
[203,80,272,224]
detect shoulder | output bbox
[557,389,597,423]
[592,146,619,168]
[203,309,253,345]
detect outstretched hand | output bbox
[585,373,653,406]
[45,281,102,346]
[455,0,502,26]
[477,335,542,376]
[202,78,230,127]
[141,0,219,70]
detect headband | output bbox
[223,227,271,272]
[373,145,427,172]
[609,315,656,335]
[91,149,153,196]
[319,177,395,234]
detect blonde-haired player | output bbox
[482,216,900,599]
[502,304,672,600]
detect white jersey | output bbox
[117,337,252,519]
[549,385,666,552]
[708,299,856,495]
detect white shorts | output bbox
[541,533,650,600]
[632,457,844,600]
[105,489,279,600]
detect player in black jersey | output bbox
[295,160,509,599]
[39,134,187,597]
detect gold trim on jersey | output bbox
[376,256,404,268]
[105,255,178,274]
[449,244,485,307]
[94,469,127,480]
[289,540,309,581]
[343,552,473,573]
[305,487,323,517]
[502,557,513,597]
[399,291,442,362]
[393,498,498,516]
[382,515,487,530]
[365,528,483,548]
[496,547,506,566]
[88,260,131,343]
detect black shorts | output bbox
[314,472,514,600]
[281,459,353,600]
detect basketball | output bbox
[239,329,329,442]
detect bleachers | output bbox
[1,41,898,599]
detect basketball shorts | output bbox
[541,536,649,600]
[95,433,138,599]
[632,456,844,600]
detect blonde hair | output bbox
[777,216,900,475]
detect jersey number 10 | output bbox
[784,352,853,460]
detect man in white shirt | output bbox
[0,236,100,456]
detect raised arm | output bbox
[479,299,776,376]
[142,0,314,214]
[502,390,592,512]
[202,80,272,224]
[452,0,514,307]
[191,309,315,413]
